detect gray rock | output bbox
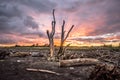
[30,52,44,57]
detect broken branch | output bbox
[26,68,60,75]
[64,25,74,42]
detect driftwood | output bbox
[59,58,100,67]
[26,68,60,75]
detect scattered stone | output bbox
[69,67,74,70]
[30,52,44,57]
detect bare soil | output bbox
[0,47,120,80]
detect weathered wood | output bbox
[26,68,60,75]
[59,58,100,67]
[64,25,74,42]
[46,9,56,57]
[58,20,74,56]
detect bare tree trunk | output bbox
[50,38,54,57]
[46,9,56,57]
[58,20,74,57]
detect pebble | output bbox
[70,67,74,70]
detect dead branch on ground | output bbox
[26,68,60,75]
[59,58,100,67]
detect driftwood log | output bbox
[59,58,100,67]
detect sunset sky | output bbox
[0,0,120,46]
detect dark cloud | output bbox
[0,3,22,18]
[0,0,57,34]
[0,0,57,45]
[0,0,56,13]
[19,0,56,13]
[0,2,23,34]
[0,16,39,34]
[24,16,39,29]
[84,0,120,35]
[59,0,105,12]
[0,1,40,34]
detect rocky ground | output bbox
[0,46,120,80]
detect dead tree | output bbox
[58,20,74,57]
[46,9,56,57]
